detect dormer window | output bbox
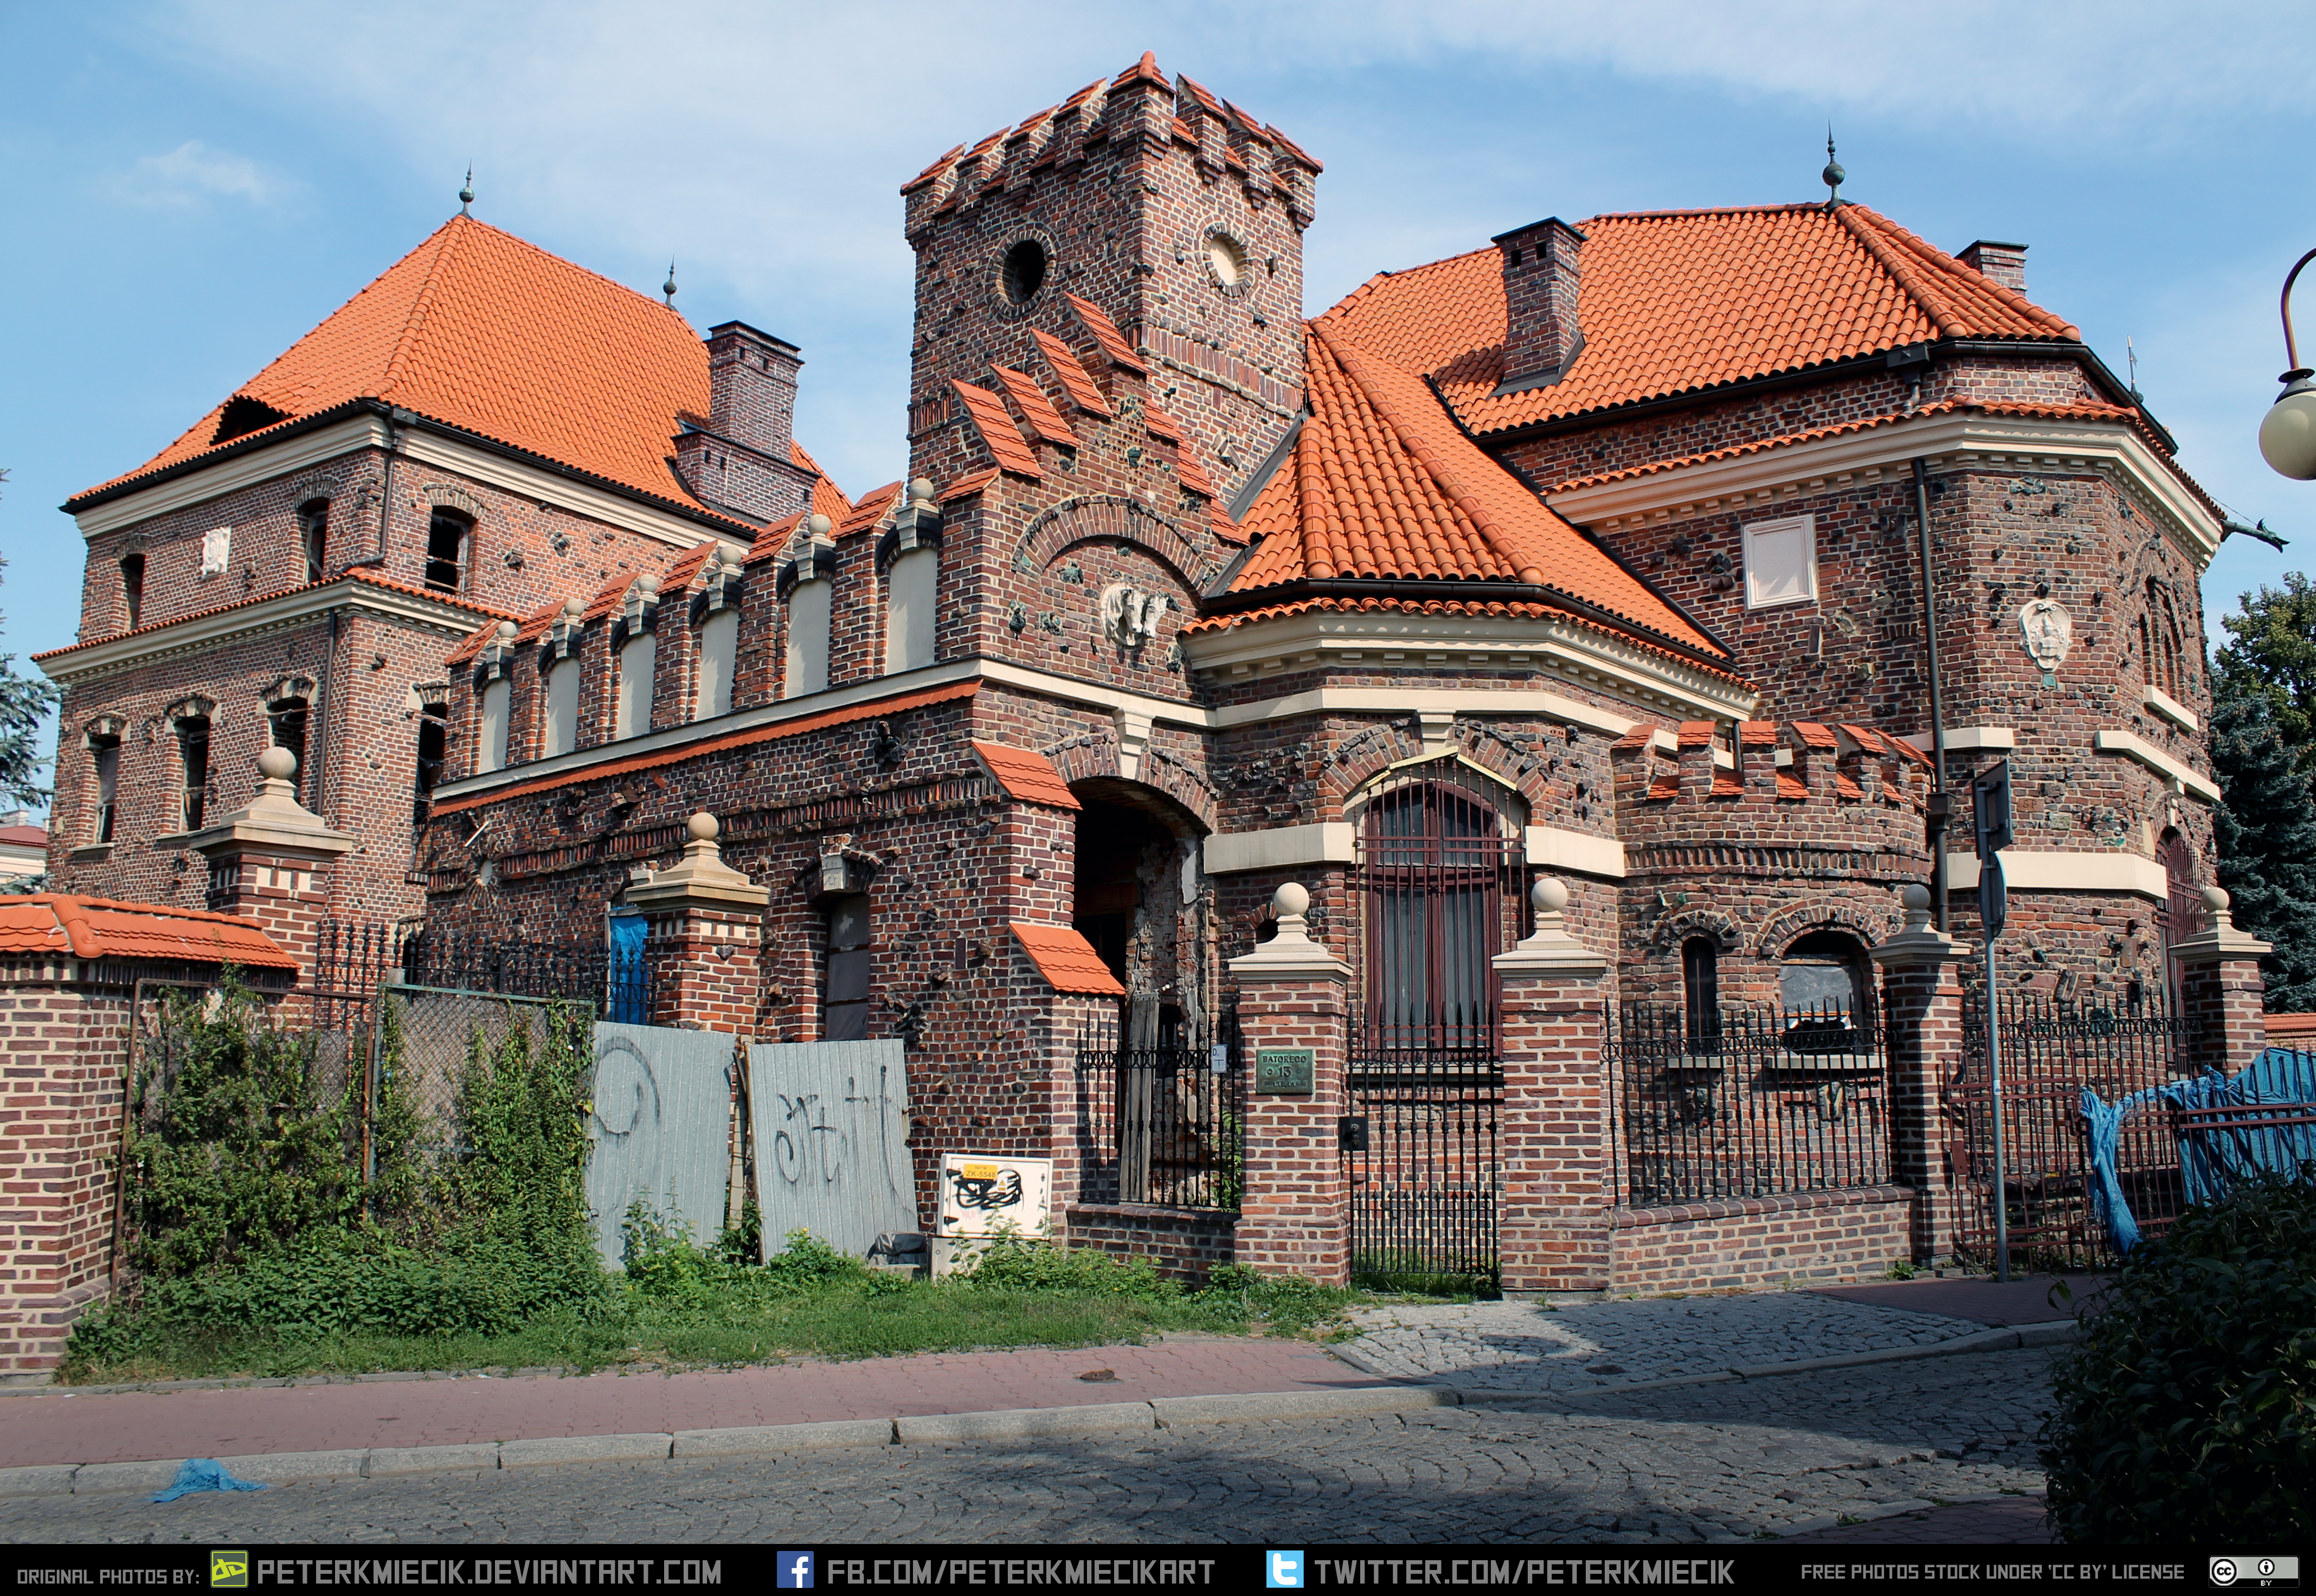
[119,553,145,630]
[425,508,471,594]
[298,499,330,584]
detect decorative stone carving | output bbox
[1099,582,1170,649]
[2018,598,2073,685]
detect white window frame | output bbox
[1741,513,1817,610]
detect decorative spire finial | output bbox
[663,260,677,307]
[459,166,474,216]
[1822,128,1844,210]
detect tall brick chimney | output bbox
[1958,240,2028,296]
[673,320,816,525]
[1492,217,1586,396]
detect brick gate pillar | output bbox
[2173,886,2273,1079]
[1493,878,1612,1298]
[1226,883,1352,1287]
[623,813,770,1034]
[1871,884,1965,1264]
[185,748,355,981]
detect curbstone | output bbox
[72,1460,184,1495]
[1152,1386,1461,1427]
[499,1433,673,1469]
[673,1420,893,1455]
[896,1403,1155,1444]
[213,1450,369,1484]
[364,1443,499,1478]
[0,1465,78,1497]
[2014,1321,2078,1349]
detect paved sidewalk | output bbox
[1814,1275,2103,1325]
[0,1336,1377,1470]
[1785,1493,2055,1543]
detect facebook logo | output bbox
[1265,1550,1305,1589]
[776,1552,814,1589]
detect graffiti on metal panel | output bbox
[768,1065,907,1198]
[590,1036,660,1142]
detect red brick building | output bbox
[40,54,2233,1285]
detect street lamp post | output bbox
[2260,247,2316,481]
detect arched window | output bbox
[884,545,937,674]
[174,712,210,832]
[1779,930,1870,1020]
[824,892,873,1041]
[784,574,831,698]
[695,607,738,720]
[2157,827,2201,1002]
[85,726,120,844]
[119,554,145,631]
[477,677,511,774]
[424,508,471,594]
[1682,937,1721,1051]
[297,499,330,585]
[615,628,655,739]
[1360,771,1518,1053]
[540,656,580,757]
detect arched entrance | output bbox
[1070,778,1208,1047]
[2157,827,2201,1007]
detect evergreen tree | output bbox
[2210,681,2316,1012]
[2215,571,2316,780]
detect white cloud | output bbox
[117,138,286,208]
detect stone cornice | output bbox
[1546,409,2223,567]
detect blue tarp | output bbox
[2081,1047,2316,1251]
[150,1458,267,1502]
[607,913,649,1026]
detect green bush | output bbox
[2041,1173,2316,1542]
[962,1233,1180,1301]
[1203,1263,1351,1335]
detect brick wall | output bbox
[1065,1202,1235,1284]
[1608,1185,1916,1293]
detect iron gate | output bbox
[1343,1027,1501,1285]
[1954,989,2200,1271]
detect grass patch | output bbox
[61,1231,1360,1385]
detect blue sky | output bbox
[4,2,2313,812]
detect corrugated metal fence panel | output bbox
[747,1040,917,1258]
[587,1022,735,1269]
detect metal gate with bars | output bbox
[1340,755,1523,1285]
[1954,989,2201,1271]
[1073,1019,1243,1209]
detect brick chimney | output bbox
[1492,217,1586,395]
[673,321,817,525]
[1958,240,2028,296]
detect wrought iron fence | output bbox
[1072,1020,1243,1210]
[398,924,653,1014]
[365,984,590,1184]
[1344,1025,1502,1284]
[1955,988,2201,1271]
[1607,1000,1890,1206]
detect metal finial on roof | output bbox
[663,260,677,306]
[1822,129,1844,210]
[459,167,474,215]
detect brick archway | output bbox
[1009,495,1215,591]
[1046,736,1219,833]
[1755,898,1897,960]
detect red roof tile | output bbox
[837,481,905,538]
[790,441,852,523]
[1011,922,1125,996]
[1646,774,1680,801]
[1677,721,1715,749]
[1064,294,1147,374]
[432,681,980,815]
[1838,723,1891,755]
[0,825,45,847]
[1114,50,1167,90]
[1710,769,1743,798]
[1032,331,1112,417]
[1777,771,1810,800]
[33,569,522,663]
[0,894,297,970]
[938,468,1001,504]
[971,741,1080,809]
[1140,404,1182,443]
[744,511,808,566]
[991,366,1082,449]
[1792,722,1841,751]
[1834,773,1865,801]
[951,381,1043,478]
[1738,720,1778,746]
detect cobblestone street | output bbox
[0,1348,2057,1544]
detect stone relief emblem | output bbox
[1099,583,1170,650]
[2018,598,2073,685]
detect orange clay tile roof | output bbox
[938,468,1001,504]
[1678,721,1715,748]
[1011,922,1125,997]
[1835,773,1865,801]
[1064,293,1147,374]
[790,442,851,523]
[1033,330,1112,417]
[1792,722,1841,750]
[1711,769,1743,797]
[1316,203,2078,439]
[744,511,807,565]
[1222,324,1724,660]
[971,741,1080,809]
[1171,438,1220,501]
[1777,771,1810,800]
[1646,774,1680,801]
[0,824,46,847]
[991,366,1082,449]
[951,381,1043,478]
[1141,404,1182,443]
[1738,720,1778,746]
[0,894,297,970]
[837,481,905,538]
[32,568,523,664]
[431,682,980,815]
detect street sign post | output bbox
[1973,761,2013,1284]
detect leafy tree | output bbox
[2211,684,2316,1012]
[2215,572,2316,780]
[0,471,61,815]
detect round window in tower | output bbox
[1001,238,1048,305]
[1208,233,1246,288]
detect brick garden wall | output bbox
[1065,1201,1236,1284]
[1607,1184,1916,1293]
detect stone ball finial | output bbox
[636,574,661,596]
[258,745,297,781]
[494,620,518,640]
[562,596,586,617]
[1532,876,1570,915]
[808,513,833,538]
[1272,881,1310,920]
[687,812,719,844]
[717,540,749,567]
[911,477,937,505]
[2203,885,2231,915]
[1901,884,1931,912]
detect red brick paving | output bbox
[0,1337,1385,1469]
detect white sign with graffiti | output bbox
[937,1153,1053,1238]
[747,1040,916,1258]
